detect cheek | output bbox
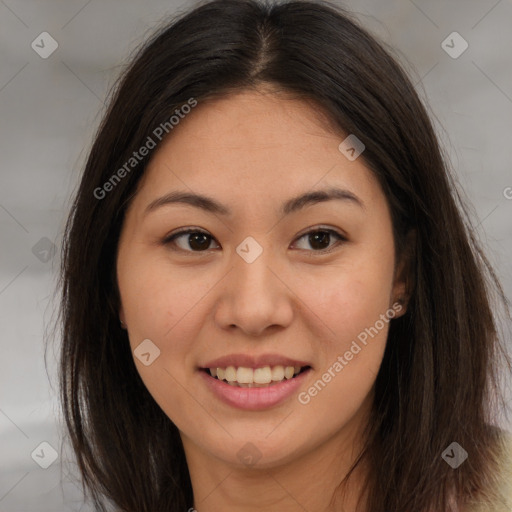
[296,248,394,402]
[304,258,395,345]
[119,256,209,340]
[118,262,208,422]
[298,278,391,426]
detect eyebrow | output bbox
[144,186,365,217]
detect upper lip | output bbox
[200,353,312,369]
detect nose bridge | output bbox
[232,238,279,302]
[215,238,293,335]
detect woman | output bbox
[58,0,512,510]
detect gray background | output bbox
[1,0,511,510]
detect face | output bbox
[116,88,407,471]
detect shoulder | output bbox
[465,428,512,512]
[496,429,512,508]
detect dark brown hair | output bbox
[56,0,512,510]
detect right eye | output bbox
[163,228,221,253]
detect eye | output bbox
[292,227,346,253]
[162,226,346,253]
[163,228,220,252]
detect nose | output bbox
[214,246,294,337]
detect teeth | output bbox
[236,367,253,383]
[271,365,285,381]
[225,366,237,382]
[254,366,272,384]
[208,365,305,386]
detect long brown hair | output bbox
[55,0,512,510]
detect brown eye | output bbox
[163,226,346,254]
[164,229,219,252]
[293,229,345,252]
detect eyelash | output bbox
[162,226,347,255]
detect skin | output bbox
[116,87,409,512]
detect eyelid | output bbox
[163,225,347,253]
[293,224,347,243]
[162,227,217,249]
[292,226,346,254]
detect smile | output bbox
[203,365,310,387]
[199,365,312,410]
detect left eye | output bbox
[164,227,345,253]
[294,229,345,252]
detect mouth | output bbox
[200,365,312,388]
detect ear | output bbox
[391,228,416,318]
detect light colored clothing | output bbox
[466,429,512,511]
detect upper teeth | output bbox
[210,365,302,385]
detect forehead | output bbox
[160,89,343,155]
[131,89,380,215]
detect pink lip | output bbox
[200,353,311,370]
[199,368,312,410]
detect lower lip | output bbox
[199,369,312,410]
